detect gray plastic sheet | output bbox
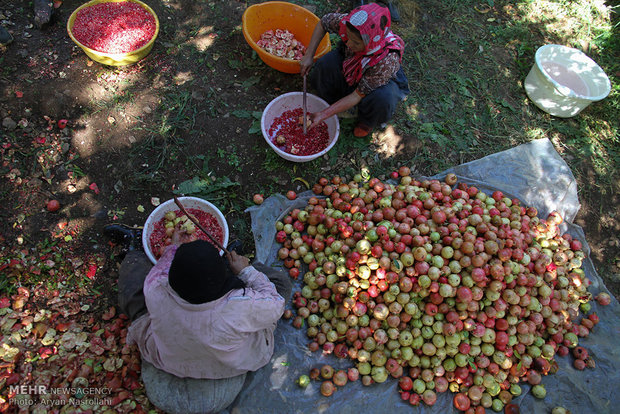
[234,138,620,414]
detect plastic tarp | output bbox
[232,138,620,414]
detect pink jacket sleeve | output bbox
[144,244,178,289]
[221,266,285,332]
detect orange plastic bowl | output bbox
[242,1,331,74]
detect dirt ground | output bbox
[1,0,275,301]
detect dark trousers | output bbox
[117,251,293,320]
[252,262,292,302]
[118,251,151,321]
[309,44,410,128]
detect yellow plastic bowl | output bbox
[242,1,331,74]
[67,0,159,66]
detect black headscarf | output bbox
[168,240,246,304]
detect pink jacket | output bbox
[126,245,285,379]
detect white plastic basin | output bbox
[525,44,611,118]
[261,92,340,162]
[142,197,229,264]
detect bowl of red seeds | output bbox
[261,92,340,162]
[67,0,159,66]
[142,197,229,264]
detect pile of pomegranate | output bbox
[276,169,610,413]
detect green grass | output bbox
[395,0,618,173]
[88,87,136,114]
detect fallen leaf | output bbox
[474,5,491,13]
[1,344,21,362]
[38,346,55,359]
[110,390,131,406]
[71,378,90,396]
[15,91,23,98]
[55,322,71,332]
[105,334,116,349]
[41,329,57,346]
[124,376,142,391]
[5,372,20,385]
[75,332,90,352]
[33,322,49,338]
[59,332,78,349]
[1,318,17,332]
[102,306,116,321]
[89,182,100,194]
[103,356,123,372]
[12,296,27,310]
[106,375,123,391]
[292,177,310,189]
[89,336,106,355]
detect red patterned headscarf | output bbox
[339,3,405,86]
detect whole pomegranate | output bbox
[46,199,60,212]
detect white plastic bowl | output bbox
[524,44,611,117]
[261,92,340,162]
[142,196,229,264]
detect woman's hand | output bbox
[171,226,196,246]
[300,54,314,77]
[310,91,363,127]
[308,111,326,129]
[226,251,250,275]
[300,22,327,77]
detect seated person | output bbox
[300,2,409,137]
[105,224,292,412]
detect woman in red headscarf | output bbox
[300,2,409,137]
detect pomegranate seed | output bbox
[269,108,329,156]
[72,2,156,54]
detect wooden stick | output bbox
[302,74,307,135]
[173,196,229,254]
